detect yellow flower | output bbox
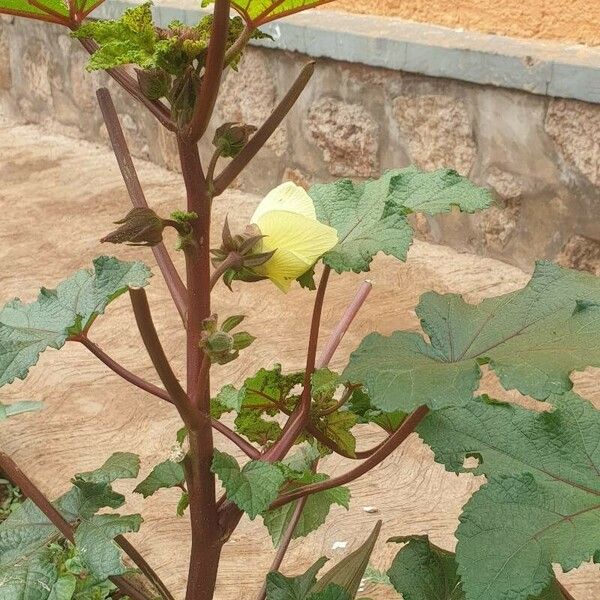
[250,182,338,292]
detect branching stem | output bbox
[187,0,231,141]
[213,62,315,195]
[96,88,187,323]
[269,406,430,509]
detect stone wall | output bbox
[1,14,600,273]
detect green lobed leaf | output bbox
[0,0,102,25]
[315,411,357,457]
[211,450,285,519]
[134,459,185,498]
[386,166,494,215]
[309,175,413,274]
[387,536,464,600]
[0,453,140,599]
[0,400,44,421]
[202,0,336,26]
[431,392,600,600]
[263,472,350,546]
[0,256,151,388]
[387,536,565,600]
[344,261,600,412]
[74,513,142,581]
[265,557,328,600]
[310,168,491,274]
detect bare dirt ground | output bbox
[0,121,598,599]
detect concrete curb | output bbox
[94,1,600,104]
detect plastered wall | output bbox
[328,0,600,46]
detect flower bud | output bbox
[101,208,166,247]
[213,122,257,158]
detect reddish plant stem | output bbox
[178,136,222,600]
[186,0,231,141]
[316,280,372,369]
[256,495,308,599]
[213,62,315,195]
[0,451,153,600]
[129,288,199,428]
[269,406,430,510]
[210,252,241,290]
[77,336,258,458]
[115,536,176,600]
[96,88,187,323]
[79,39,175,130]
[263,266,331,463]
[75,336,171,403]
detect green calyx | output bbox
[200,313,255,365]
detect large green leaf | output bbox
[211,450,285,519]
[0,0,104,25]
[309,168,491,274]
[203,0,336,26]
[0,453,140,599]
[343,261,600,412]
[387,536,565,600]
[430,394,600,600]
[0,256,151,388]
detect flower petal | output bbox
[254,210,338,292]
[251,182,316,224]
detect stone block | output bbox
[306,96,379,177]
[545,98,600,186]
[393,94,476,175]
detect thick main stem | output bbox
[178,136,222,600]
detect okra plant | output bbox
[0,0,598,599]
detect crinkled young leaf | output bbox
[309,176,413,274]
[310,168,491,274]
[387,536,564,600]
[442,393,600,600]
[0,256,151,387]
[211,450,285,519]
[0,400,43,420]
[387,536,464,600]
[344,261,600,412]
[74,513,142,580]
[134,460,185,498]
[346,388,405,433]
[315,411,357,457]
[75,452,140,485]
[263,472,350,546]
[231,365,304,444]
